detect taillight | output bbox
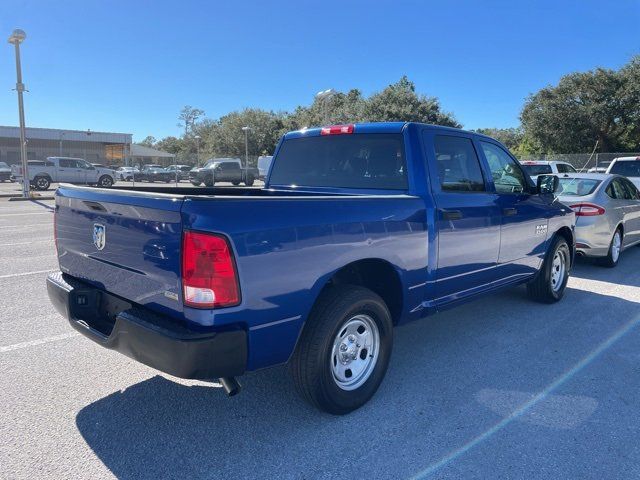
[570,203,606,216]
[320,124,354,135]
[182,231,240,308]
[53,207,58,254]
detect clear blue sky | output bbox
[1,0,638,141]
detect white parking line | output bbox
[0,269,55,279]
[0,239,53,247]
[0,212,51,217]
[0,332,80,353]
[1,223,52,229]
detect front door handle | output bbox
[440,209,463,220]
[503,207,518,216]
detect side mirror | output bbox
[537,174,558,195]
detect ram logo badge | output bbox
[92,223,106,250]
[535,224,548,236]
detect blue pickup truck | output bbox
[47,123,574,414]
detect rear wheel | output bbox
[527,235,570,303]
[204,179,214,187]
[34,176,51,191]
[191,181,201,187]
[290,285,393,415]
[598,228,622,268]
[232,181,240,186]
[245,175,255,187]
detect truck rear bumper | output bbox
[46,272,247,380]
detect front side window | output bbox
[59,159,74,168]
[433,135,485,192]
[480,142,527,194]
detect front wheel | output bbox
[98,175,113,188]
[527,235,570,303]
[245,176,255,187]
[290,285,393,415]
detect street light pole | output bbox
[194,135,201,167]
[8,29,29,198]
[315,88,336,125]
[59,132,65,156]
[241,126,251,177]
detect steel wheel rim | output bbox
[550,248,566,292]
[611,232,621,262]
[330,314,380,391]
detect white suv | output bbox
[606,157,640,189]
[520,160,577,181]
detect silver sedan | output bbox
[556,173,640,267]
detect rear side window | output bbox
[433,135,485,192]
[607,178,630,199]
[610,161,640,177]
[556,178,601,196]
[270,134,407,190]
[557,163,576,173]
[620,178,640,199]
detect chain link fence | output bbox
[517,152,640,171]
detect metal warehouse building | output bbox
[0,126,174,166]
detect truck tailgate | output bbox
[55,186,184,318]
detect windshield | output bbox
[522,164,552,176]
[610,161,640,177]
[556,178,601,196]
[269,133,408,190]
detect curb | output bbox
[0,193,22,198]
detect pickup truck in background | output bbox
[47,122,574,414]
[11,156,117,190]
[606,156,640,189]
[0,161,11,182]
[190,158,259,186]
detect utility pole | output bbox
[8,29,29,198]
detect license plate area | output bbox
[69,288,132,337]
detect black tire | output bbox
[290,285,393,415]
[527,235,571,303]
[190,181,201,187]
[98,175,113,188]
[232,181,240,186]
[598,228,622,268]
[204,179,214,187]
[245,176,255,187]
[33,176,51,191]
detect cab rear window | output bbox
[270,134,407,190]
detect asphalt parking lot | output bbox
[1,196,639,479]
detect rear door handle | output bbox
[440,209,463,220]
[503,208,518,216]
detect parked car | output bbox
[257,155,273,180]
[137,165,173,183]
[605,156,640,189]
[11,157,117,190]
[47,123,575,414]
[116,166,140,181]
[0,161,11,182]
[165,164,193,181]
[557,173,640,267]
[587,161,611,173]
[190,158,258,186]
[520,160,577,181]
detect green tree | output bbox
[521,56,640,153]
[138,135,157,147]
[474,128,524,151]
[154,136,184,155]
[363,76,460,127]
[178,105,205,137]
[200,108,285,163]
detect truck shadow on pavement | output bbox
[75,262,640,480]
